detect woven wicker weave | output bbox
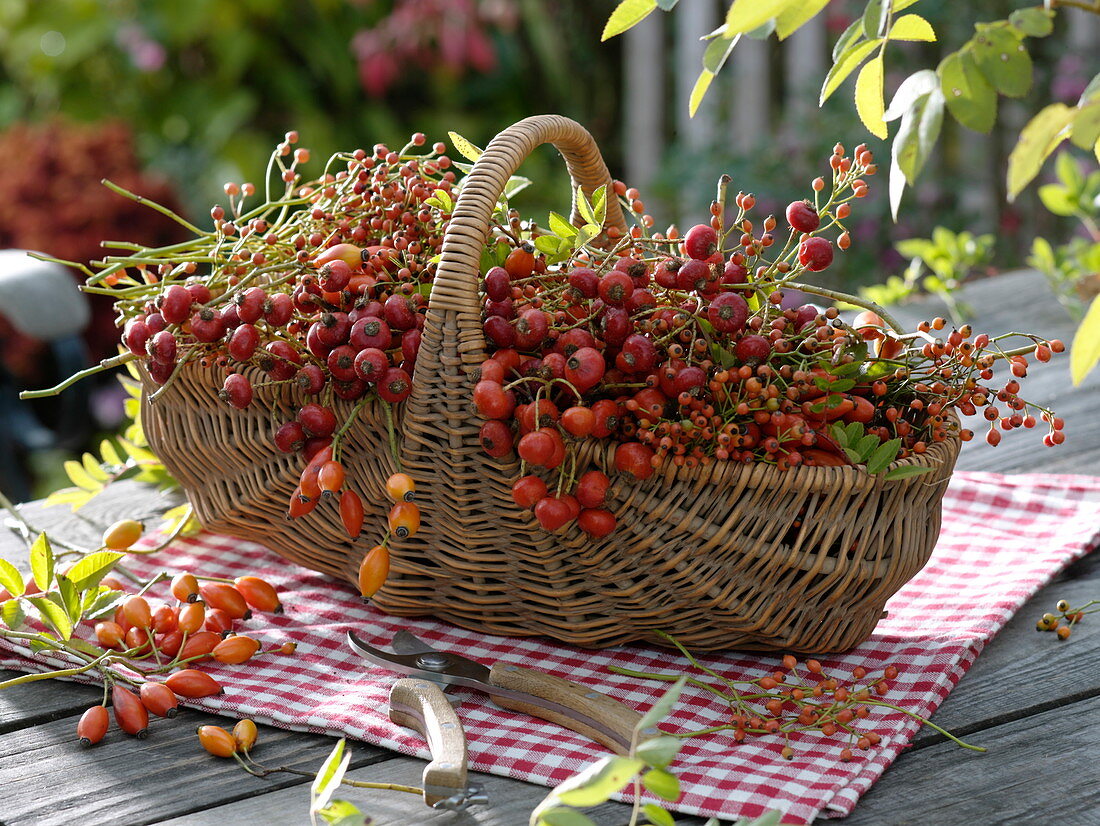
[141,115,960,653]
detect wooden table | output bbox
[2,270,1098,825]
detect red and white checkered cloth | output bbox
[3,472,1099,823]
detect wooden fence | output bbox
[620,2,1099,254]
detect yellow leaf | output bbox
[776,0,829,39]
[64,460,103,492]
[1070,294,1100,385]
[99,439,123,468]
[602,0,657,41]
[889,14,936,42]
[446,132,483,163]
[1007,103,1075,199]
[81,453,109,481]
[856,55,888,139]
[45,488,94,510]
[821,39,882,105]
[725,0,796,35]
[690,69,715,117]
[119,439,158,463]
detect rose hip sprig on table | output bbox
[1036,598,1098,640]
[608,632,984,760]
[470,142,1065,538]
[0,521,292,747]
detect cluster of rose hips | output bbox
[614,647,982,760]
[1036,598,1096,641]
[92,132,459,585]
[74,532,291,745]
[471,143,1064,536]
[722,656,904,761]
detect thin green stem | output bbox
[124,507,194,555]
[100,179,210,237]
[861,699,986,752]
[18,353,136,400]
[0,651,112,690]
[784,281,906,334]
[382,401,402,472]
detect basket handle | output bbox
[426,114,628,318]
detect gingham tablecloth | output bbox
[3,471,1099,824]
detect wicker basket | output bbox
[141,115,961,653]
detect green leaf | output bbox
[883,465,935,480]
[884,69,938,122]
[725,0,796,36]
[643,803,677,826]
[1071,101,1100,151]
[81,587,127,621]
[311,739,351,817]
[549,211,578,240]
[316,799,368,826]
[1007,103,1075,199]
[65,551,124,593]
[893,85,944,183]
[862,0,889,39]
[81,453,109,482]
[27,596,73,640]
[30,533,55,592]
[539,809,599,826]
[56,575,81,625]
[689,68,716,117]
[972,26,1032,98]
[1038,184,1078,216]
[821,39,882,105]
[602,0,658,40]
[1056,149,1085,192]
[504,175,533,200]
[855,55,887,139]
[638,676,687,732]
[575,188,598,227]
[1,599,25,631]
[855,433,881,462]
[939,50,997,134]
[0,558,25,597]
[554,756,645,807]
[1071,293,1100,385]
[535,235,563,256]
[1008,6,1055,38]
[776,0,829,40]
[591,185,608,227]
[844,420,866,445]
[642,768,681,802]
[702,32,740,74]
[635,735,682,769]
[832,18,864,62]
[574,225,600,250]
[866,438,902,474]
[889,14,935,42]
[446,131,483,163]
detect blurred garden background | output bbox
[0,0,1096,500]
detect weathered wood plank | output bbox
[154,755,635,826]
[0,706,392,826]
[910,550,1100,749]
[842,694,1100,825]
[0,668,102,734]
